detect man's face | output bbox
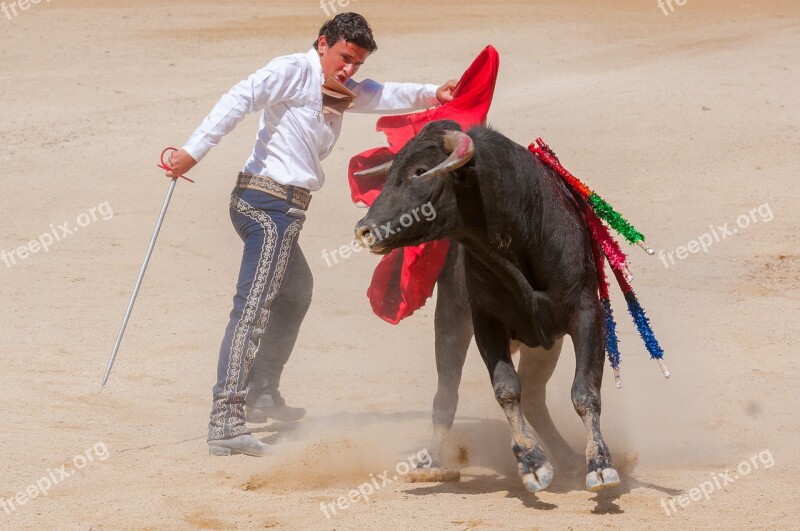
[317,35,370,84]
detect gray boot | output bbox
[208,434,272,456]
[246,393,306,423]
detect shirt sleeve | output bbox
[182,56,305,162]
[347,79,440,114]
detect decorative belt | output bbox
[236,172,311,210]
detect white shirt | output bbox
[182,48,439,191]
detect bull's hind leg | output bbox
[474,309,553,492]
[570,303,620,492]
[518,339,583,474]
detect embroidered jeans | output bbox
[208,187,312,442]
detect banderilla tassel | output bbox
[592,237,623,385]
[583,204,631,277]
[612,268,668,380]
[530,138,654,256]
[601,298,622,372]
[623,290,669,379]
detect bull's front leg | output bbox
[473,308,554,493]
[429,285,472,465]
[410,245,471,482]
[570,301,620,492]
[410,303,471,482]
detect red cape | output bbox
[348,45,500,324]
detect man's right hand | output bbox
[166,149,197,178]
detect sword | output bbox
[101,147,193,387]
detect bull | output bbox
[354,119,620,492]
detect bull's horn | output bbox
[417,130,474,180]
[353,160,393,177]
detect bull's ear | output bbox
[451,165,474,186]
[416,130,474,180]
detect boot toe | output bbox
[208,434,272,457]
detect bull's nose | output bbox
[354,222,372,246]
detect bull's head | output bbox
[354,120,474,253]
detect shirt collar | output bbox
[307,47,323,81]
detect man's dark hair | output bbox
[313,12,377,53]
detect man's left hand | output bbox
[436,79,459,104]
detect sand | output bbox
[1,0,798,529]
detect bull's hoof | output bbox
[405,466,461,483]
[514,444,553,493]
[521,462,554,493]
[586,467,620,492]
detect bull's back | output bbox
[461,129,600,338]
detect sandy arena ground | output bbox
[1,0,799,529]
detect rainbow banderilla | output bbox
[529,138,669,388]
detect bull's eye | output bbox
[413,168,428,177]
